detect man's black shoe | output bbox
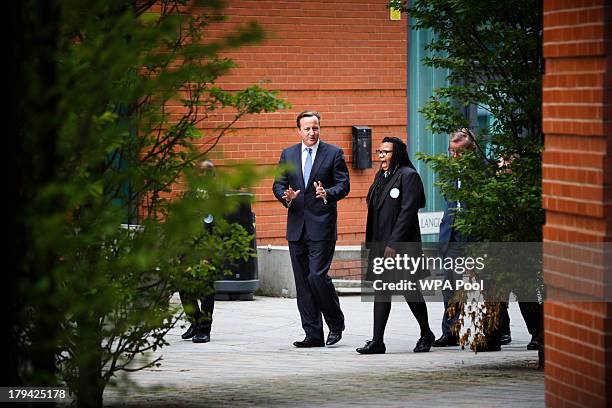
[293,337,325,348]
[356,340,386,354]
[432,334,459,347]
[414,331,435,353]
[181,324,196,340]
[500,334,512,345]
[192,332,210,343]
[326,331,342,346]
[527,336,541,351]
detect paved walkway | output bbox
[104,296,543,407]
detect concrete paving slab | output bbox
[104,296,543,407]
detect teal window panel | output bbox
[408,21,450,242]
[109,104,139,225]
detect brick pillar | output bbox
[542,1,612,407]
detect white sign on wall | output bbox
[418,211,444,235]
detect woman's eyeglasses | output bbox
[376,149,392,156]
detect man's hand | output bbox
[314,181,327,204]
[282,186,301,203]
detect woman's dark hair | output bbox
[369,136,425,209]
[381,136,416,172]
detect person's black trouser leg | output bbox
[372,301,391,343]
[372,289,432,343]
[289,238,323,340]
[305,238,344,333]
[500,302,511,336]
[289,234,344,340]
[198,290,215,334]
[179,290,202,324]
[441,247,461,336]
[180,287,215,334]
[518,301,542,339]
[406,290,433,337]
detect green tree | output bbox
[391,0,544,350]
[15,1,288,406]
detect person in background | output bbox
[494,154,542,352]
[179,160,216,344]
[433,128,476,348]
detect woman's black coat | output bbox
[366,166,425,244]
[365,166,427,281]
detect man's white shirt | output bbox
[301,140,320,175]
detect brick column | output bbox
[542,1,612,407]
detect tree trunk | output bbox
[75,315,105,408]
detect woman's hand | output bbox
[384,245,396,258]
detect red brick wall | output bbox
[542,1,612,406]
[329,258,363,280]
[187,0,408,246]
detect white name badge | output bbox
[390,188,400,198]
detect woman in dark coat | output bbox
[356,137,435,354]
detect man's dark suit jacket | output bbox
[438,181,474,255]
[272,141,350,241]
[439,198,460,244]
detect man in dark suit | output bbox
[272,110,350,348]
[433,129,475,348]
[433,129,512,350]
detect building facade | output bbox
[188,0,416,250]
[175,1,612,405]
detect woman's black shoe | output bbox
[356,340,386,354]
[413,331,435,353]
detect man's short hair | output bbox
[450,127,476,148]
[196,159,215,175]
[296,110,321,128]
[197,160,215,169]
